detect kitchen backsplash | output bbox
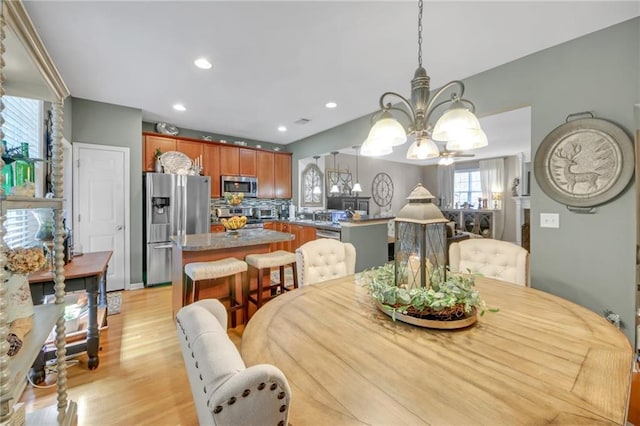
[210,198,291,218]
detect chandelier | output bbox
[361,0,487,159]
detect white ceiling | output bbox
[24,1,639,164]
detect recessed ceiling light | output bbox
[278,126,287,132]
[173,104,186,112]
[194,58,212,69]
[325,102,337,109]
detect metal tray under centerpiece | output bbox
[376,301,477,329]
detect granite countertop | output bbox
[269,217,394,231]
[171,229,294,251]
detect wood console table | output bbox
[242,275,633,425]
[28,251,112,382]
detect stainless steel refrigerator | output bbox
[143,173,211,286]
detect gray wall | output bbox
[289,18,640,343]
[320,153,423,216]
[71,97,143,284]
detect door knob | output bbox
[116,225,124,231]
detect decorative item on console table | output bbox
[5,247,47,356]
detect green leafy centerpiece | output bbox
[368,183,489,329]
[362,263,487,328]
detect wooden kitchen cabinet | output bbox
[291,224,316,249]
[203,144,221,197]
[219,146,239,175]
[177,139,203,163]
[274,153,292,199]
[239,148,257,176]
[210,224,225,233]
[143,134,177,171]
[256,151,275,198]
[267,222,316,252]
[219,146,256,177]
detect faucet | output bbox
[345,208,355,218]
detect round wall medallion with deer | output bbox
[534,117,634,208]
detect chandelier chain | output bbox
[417,0,423,67]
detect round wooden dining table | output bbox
[242,274,633,425]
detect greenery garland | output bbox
[361,263,497,320]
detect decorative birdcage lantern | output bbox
[394,184,449,289]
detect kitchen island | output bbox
[170,229,294,319]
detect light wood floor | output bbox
[18,285,640,425]
[19,285,242,425]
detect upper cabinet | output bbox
[203,144,221,197]
[143,134,176,171]
[256,151,275,198]
[274,152,292,199]
[177,139,203,164]
[220,146,256,176]
[142,133,292,199]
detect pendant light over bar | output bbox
[330,152,340,194]
[352,146,362,193]
[361,0,487,159]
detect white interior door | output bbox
[73,143,130,291]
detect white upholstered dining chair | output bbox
[176,299,291,426]
[295,238,356,286]
[448,238,530,286]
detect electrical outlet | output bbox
[540,213,559,228]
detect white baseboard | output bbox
[128,282,144,290]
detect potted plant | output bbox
[361,263,496,328]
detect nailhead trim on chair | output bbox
[178,304,291,425]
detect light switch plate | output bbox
[540,213,559,228]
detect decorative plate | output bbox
[159,151,192,174]
[372,172,394,207]
[534,117,634,208]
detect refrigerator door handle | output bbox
[153,244,173,249]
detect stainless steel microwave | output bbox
[221,175,257,198]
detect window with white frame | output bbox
[453,169,482,207]
[3,95,45,248]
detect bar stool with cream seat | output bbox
[245,250,298,309]
[184,257,248,327]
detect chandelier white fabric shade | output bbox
[406,137,439,160]
[313,185,322,195]
[330,184,340,193]
[352,183,362,193]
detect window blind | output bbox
[3,95,44,249]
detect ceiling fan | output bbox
[436,146,475,165]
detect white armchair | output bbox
[176,299,291,426]
[448,238,530,286]
[295,238,356,286]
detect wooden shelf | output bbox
[0,197,64,213]
[7,303,64,402]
